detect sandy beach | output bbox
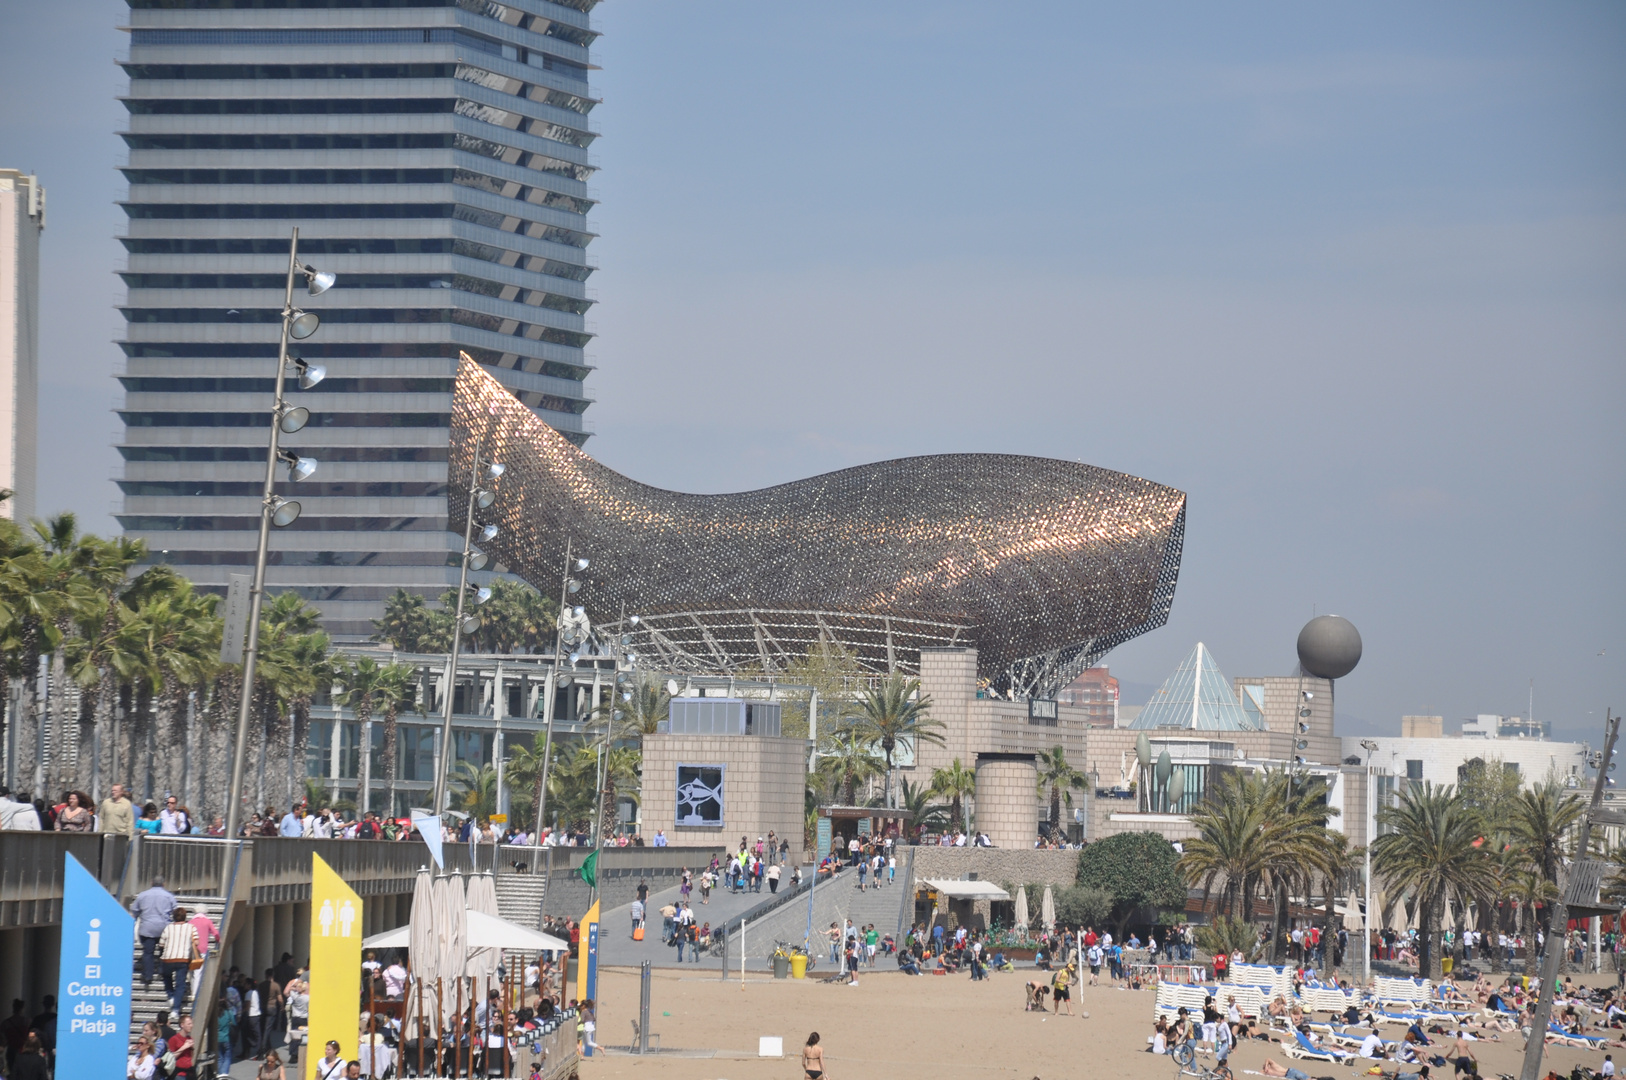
[581,966,1620,1080]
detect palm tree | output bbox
[815,725,884,805]
[930,758,977,833]
[282,630,334,809]
[118,581,216,805]
[1507,868,1557,972]
[1179,770,1275,922]
[65,537,147,795]
[897,777,948,839]
[1256,770,1340,962]
[844,673,941,809]
[373,663,418,819]
[35,513,101,795]
[597,746,641,840]
[1372,781,1499,979]
[599,675,670,745]
[1507,780,1585,945]
[449,760,500,819]
[373,589,435,652]
[1034,745,1086,841]
[338,656,387,811]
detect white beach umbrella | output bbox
[1040,885,1056,932]
[407,868,439,1039]
[465,872,502,979]
[438,871,468,983]
[1014,885,1030,933]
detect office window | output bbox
[1406,760,1423,781]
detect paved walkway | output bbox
[597,872,803,971]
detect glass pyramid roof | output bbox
[1127,642,1265,732]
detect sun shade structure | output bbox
[1128,641,1265,732]
[450,355,1187,698]
[921,879,1011,901]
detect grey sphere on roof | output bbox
[1297,615,1362,680]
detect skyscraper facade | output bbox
[0,169,44,524]
[117,0,599,637]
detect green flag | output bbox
[578,849,598,888]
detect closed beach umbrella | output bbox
[408,868,439,1039]
[438,871,468,983]
[465,872,501,980]
[1014,884,1030,933]
[1041,885,1056,932]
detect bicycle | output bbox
[1171,1043,1232,1080]
[768,940,818,971]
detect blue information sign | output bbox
[582,921,599,1056]
[56,853,134,1077]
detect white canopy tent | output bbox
[364,909,570,954]
[921,879,1011,901]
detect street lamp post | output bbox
[532,542,590,843]
[429,434,502,821]
[1360,738,1379,987]
[223,227,331,843]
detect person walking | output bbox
[131,876,177,988]
[159,908,200,1013]
[767,862,781,894]
[630,897,645,937]
[100,783,136,836]
[802,1032,825,1080]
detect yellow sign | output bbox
[575,899,599,1004]
[490,814,507,824]
[305,854,362,1080]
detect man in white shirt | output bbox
[383,960,406,1000]
[653,830,667,847]
[0,788,40,830]
[1600,1054,1615,1077]
[158,795,187,834]
[1358,1029,1387,1059]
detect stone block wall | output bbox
[909,846,1080,888]
[974,754,1038,848]
[641,734,806,847]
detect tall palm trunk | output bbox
[48,645,73,796]
[1525,903,1541,973]
[291,694,312,811]
[150,681,180,802]
[74,681,102,798]
[205,673,236,823]
[131,685,155,803]
[16,623,42,795]
[264,698,291,812]
[381,704,399,820]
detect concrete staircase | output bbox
[127,895,227,1053]
[494,873,551,929]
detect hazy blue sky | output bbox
[2,3,1622,743]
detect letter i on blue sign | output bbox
[57,854,134,1077]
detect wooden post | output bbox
[414,969,424,1079]
[436,977,445,1078]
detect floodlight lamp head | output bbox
[472,586,492,605]
[278,405,310,434]
[467,551,489,572]
[568,651,580,665]
[572,606,584,617]
[277,450,318,482]
[1302,690,1315,700]
[459,616,481,635]
[481,461,505,480]
[620,635,632,645]
[474,489,496,509]
[613,710,624,721]
[575,557,589,571]
[479,523,498,543]
[621,691,631,702]
[1359,739,1380,752]
[289,357,326,389]
[301,264,336,296]
[666,679,680,696]
[289,310,321,339]
[566,579,581,594]
[557,675,573,688]
[270,497,302,528]
[628,615,640,626]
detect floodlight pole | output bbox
[430,433,484,821]
[1520,709,1618,1080]
[531,538,573,844]
[224,228,299,845]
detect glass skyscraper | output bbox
[116,0,598,638]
